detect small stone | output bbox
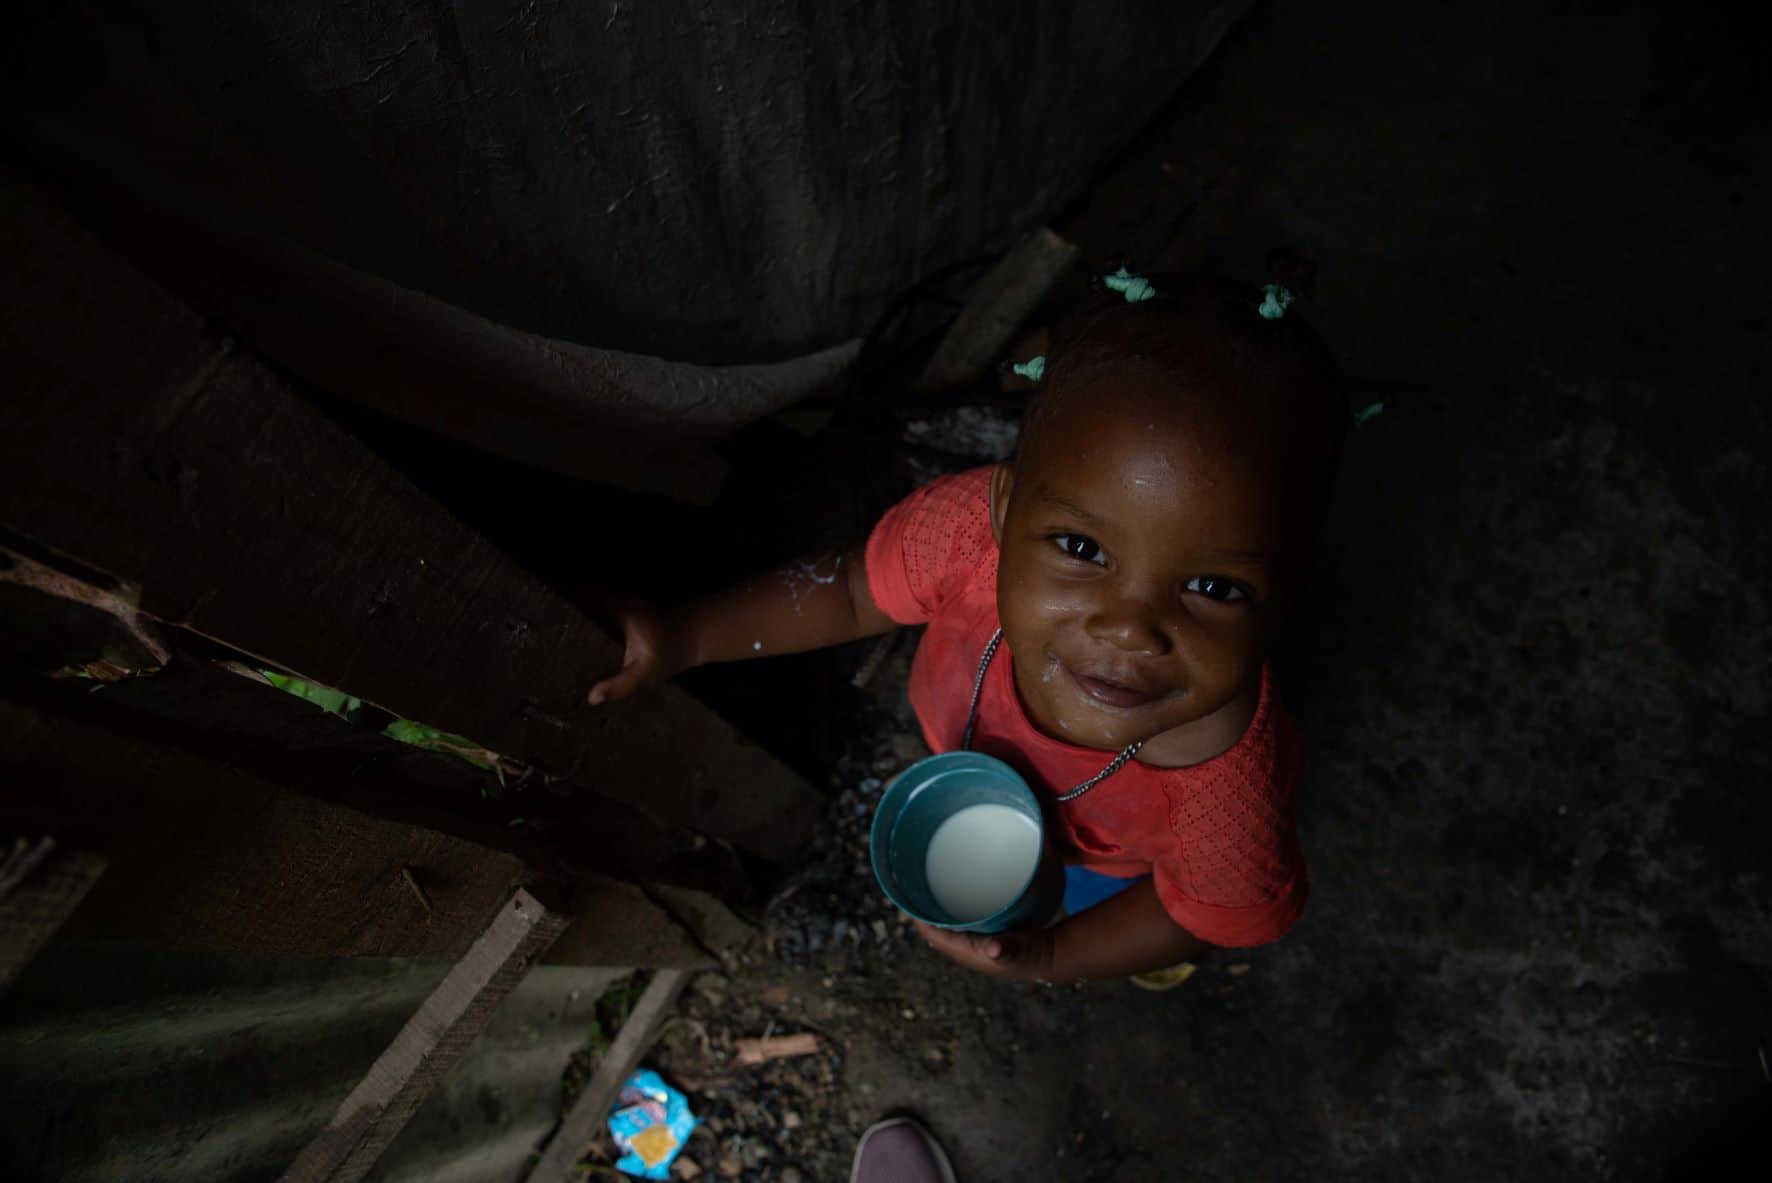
[822,976,835,990]
[783,1110,802,1130]
[780,1168,804,1183]
[889,734,926,764]
[716,1152,743,1178]
[1226,963,1251,976]
[901,1007,917,1021]
[674,1156,703,1180]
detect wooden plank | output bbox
[0,167,822,863]
[0,839,107,993]
[0,700,531,960]
[546,874,761,970]
[916,227,1079,391]
[282,888,570,1183]
[0,542,168,675]
[523,968,690,1183]
[0,549,757,906]
[0,701,737,969]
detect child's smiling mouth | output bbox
[1064,663,1164,710]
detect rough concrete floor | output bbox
[623,2,1770,1180]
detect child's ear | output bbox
[989,461,1015,544]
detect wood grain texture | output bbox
[0,843,106,992]
[0,700,530,960]
[0,169,821,862]
[280,888,569,1183]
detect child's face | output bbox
[990,370,1294,756]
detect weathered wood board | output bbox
[0,700,532,961]
[1,700,755,969]
[0,168,822,863]
[280,888,569,1183]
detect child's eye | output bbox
[1052,534,1106,566]
[1185,575,1246,603]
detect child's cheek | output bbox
[1001,559,1094,638]
[1177,620,1265,703]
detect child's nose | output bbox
[1083,596,1172,655]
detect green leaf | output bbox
[382,718,494,769]
[260,671,361,715]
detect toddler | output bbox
[591,268,1346,984]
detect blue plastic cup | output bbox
[869,751,1063,934]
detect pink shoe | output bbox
[850,1116,958,1183]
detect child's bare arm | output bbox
[915,878,1210,982]
[589,543,896,704]
[1041,879,1210,980]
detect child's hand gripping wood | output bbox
[588,543,896,705]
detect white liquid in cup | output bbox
[923,803,1042,922]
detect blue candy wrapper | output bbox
[608,1069,698,1179]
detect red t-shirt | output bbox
[865,467,1308,948]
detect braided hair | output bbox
[1020,255,1348,545]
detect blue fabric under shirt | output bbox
[1063,865,1147,915]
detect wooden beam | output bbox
[544,874,758,969]
[0,167,822,863]
[0,700,745,968]
[0,838,107,993]
[0,546,758,908]
[523,968,690,1183]
[281,888,570,1183]
[0,700,531,960]
[0,543,168,675]
[916,227,1078,391]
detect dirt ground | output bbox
[519,2,1770,1179]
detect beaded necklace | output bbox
[958,628,1143,803]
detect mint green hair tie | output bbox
[1353,402,1384,426]
[1011,356,1046,382]
[1258,283,1294,320]
[1104,267,1156,303]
